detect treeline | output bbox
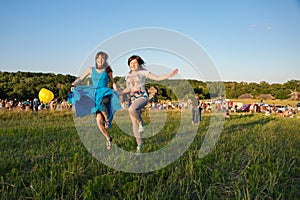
[141,79,299,100]
[1,71,299,101]
[0,71,75,101]
[223,80,300,100]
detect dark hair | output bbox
[127,55,147,71]
[95,51,108,68]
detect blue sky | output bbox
[1,0,300,83]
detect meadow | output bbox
[0,110,299,199]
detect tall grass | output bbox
[0,111,299,199]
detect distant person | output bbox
[119,55,178,154]
[198,100,203,121]
[67,88,74,109]
[72,51,122,150]
[191,94,200,125]
[33,97,39,112]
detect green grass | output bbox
[0,110,299,199]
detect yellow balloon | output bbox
[39,88,54,103]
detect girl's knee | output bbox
[128,107,136,114]
[96,112,103,120]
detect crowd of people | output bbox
[247,102,298,117]
[0,98,72,112]
[223,100,299,118]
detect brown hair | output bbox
[95,51,109,68]
[127,55,147,72]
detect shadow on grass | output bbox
[225,114,275,132]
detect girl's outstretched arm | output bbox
[72,67,92,86]
[147,68,178,81]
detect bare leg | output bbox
[102,96,110,128]
[96,112,112,150]
[96,112,110,139]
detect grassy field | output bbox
[0,110,299,199]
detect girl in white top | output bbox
[120,55,178,153]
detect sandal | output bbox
[106,137,113,150]
[102,120,109,128]
[105,120,109,128]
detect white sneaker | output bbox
[138,122,144,132]
[136,144,144,154]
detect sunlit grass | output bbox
[0,110,299,199]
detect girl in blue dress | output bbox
[72,51,122,150]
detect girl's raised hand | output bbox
[171,68,179,77]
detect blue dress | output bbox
[72,67,122,128]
